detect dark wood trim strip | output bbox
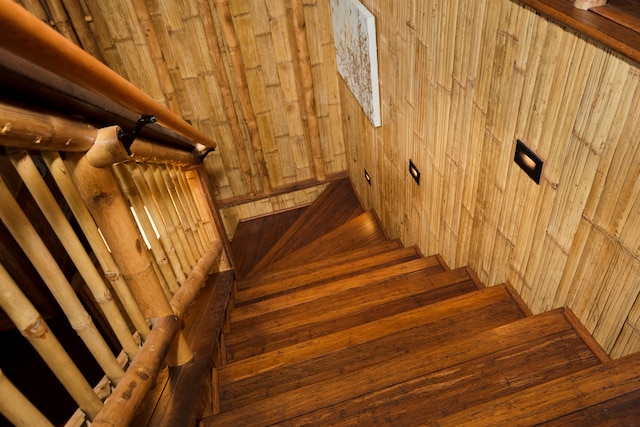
[562,306,611,363]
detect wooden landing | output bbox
[196,179,640,426]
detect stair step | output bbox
[204,310,586,426]
[224,266,477,362]
[248,178,363,275]
[259,210,387,273]
[279,320,602,426]
[230,207,306,279]
[234,245,422,306]
[236,239,404,292]
[221,284,519,384]
[432,351,640,426]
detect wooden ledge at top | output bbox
[513,0,640,65]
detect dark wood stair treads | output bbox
[230,207,305,279]
[220,285,521,385]
[278,325,602,426]
[259,210,387,273]
[235,239,404,293]
[248,178,364,275]
[432,351,640,427]
[234,245,422,306]
[224,266,479,362]
[203,310,582,426]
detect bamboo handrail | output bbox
[9,150,140,362]
[41,151,151,340]
[0,0,217,149]
[0,368,54,427]
[0,263,103,420]
[0,176,125,385]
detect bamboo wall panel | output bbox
[341,0,640,358]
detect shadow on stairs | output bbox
[201,178,640,426]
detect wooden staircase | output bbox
[201,178,640,426]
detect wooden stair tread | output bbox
[234,245,422,306]
[248,178,363,275]
[204,310,588,426]
[235,239,404,292]
[220,284,519,384]
[230,207,305,279]
[280,327,602,426]
[432,351,640,427]
[224,266,478,362]
[259,210,387,273]
[230,256,447,323]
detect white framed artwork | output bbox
[330,0,381,127]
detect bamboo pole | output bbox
[64,152,192,366]
[161,166,202,259]
[196,0,255,195]
[20,0,49,22]
[130,0,182,115]
[213,0,271,193]
[59,0,104,61]
[149,164,198,268]
[0,100,95,152]
[291,0,325,181]
[0,368,54,427]
[169,166,206,256]
[0,0,217,149]
[91,315,181,427]
[42,0,80,45]
[185,168,216,243]
[0,175,125,384]
[175,166,210,251]
[113,163,178,294]
[128,163,191,276]
[9,150,140,361]
[41,151,151,340]
[0,263,103,420]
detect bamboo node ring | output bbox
[33,136,43,144]
[0,122,11,135]
[23,317,48,339]
[65,138,72,146]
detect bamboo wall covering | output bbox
[341,0,640,359]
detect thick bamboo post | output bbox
[113,163,178,294]
[0,263,103,420]
[175,166,210,251]
[0,176,125,384]
[41,151,151,340]
[128,163,191,284]
[167,166,206,257]
[0,0,217,149]
[161,166,201,258]
[150,164,198,268]
[291,0,326,181]
[574,0,607,10]
[0,100,95,152]
[196,0,256,195]
[64,152,193,366]
[91,315,181,427]
[9,150,140,361]
[213,0,272,193]
[0,368,54,427]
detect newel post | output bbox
[573,0,607,10]
[65,146,193,366]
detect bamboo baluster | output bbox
[58,0,104,61]
[175,165,210,250]
[213,0,272,194]
[148,163,197,269]
[42,0,80,45]
[64,152,192,366]
[41,151,151,340]
[0,176,125,384]
[291,0,325,181]
[130,0,182,115]
[123,162,187,286]
[185,168,216,242]
[161,166,202,259]
[0,0,217,149]
[169,166,207,255]
[196,0,256,195]
[9,151,140,361]
[113,162,180,294]
[0,263,103,420]
[0,368,54,427]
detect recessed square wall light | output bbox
[364,168,372,185]
[514,139,543,184]
[409,160,420,185]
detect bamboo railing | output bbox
[0,98,227,426]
